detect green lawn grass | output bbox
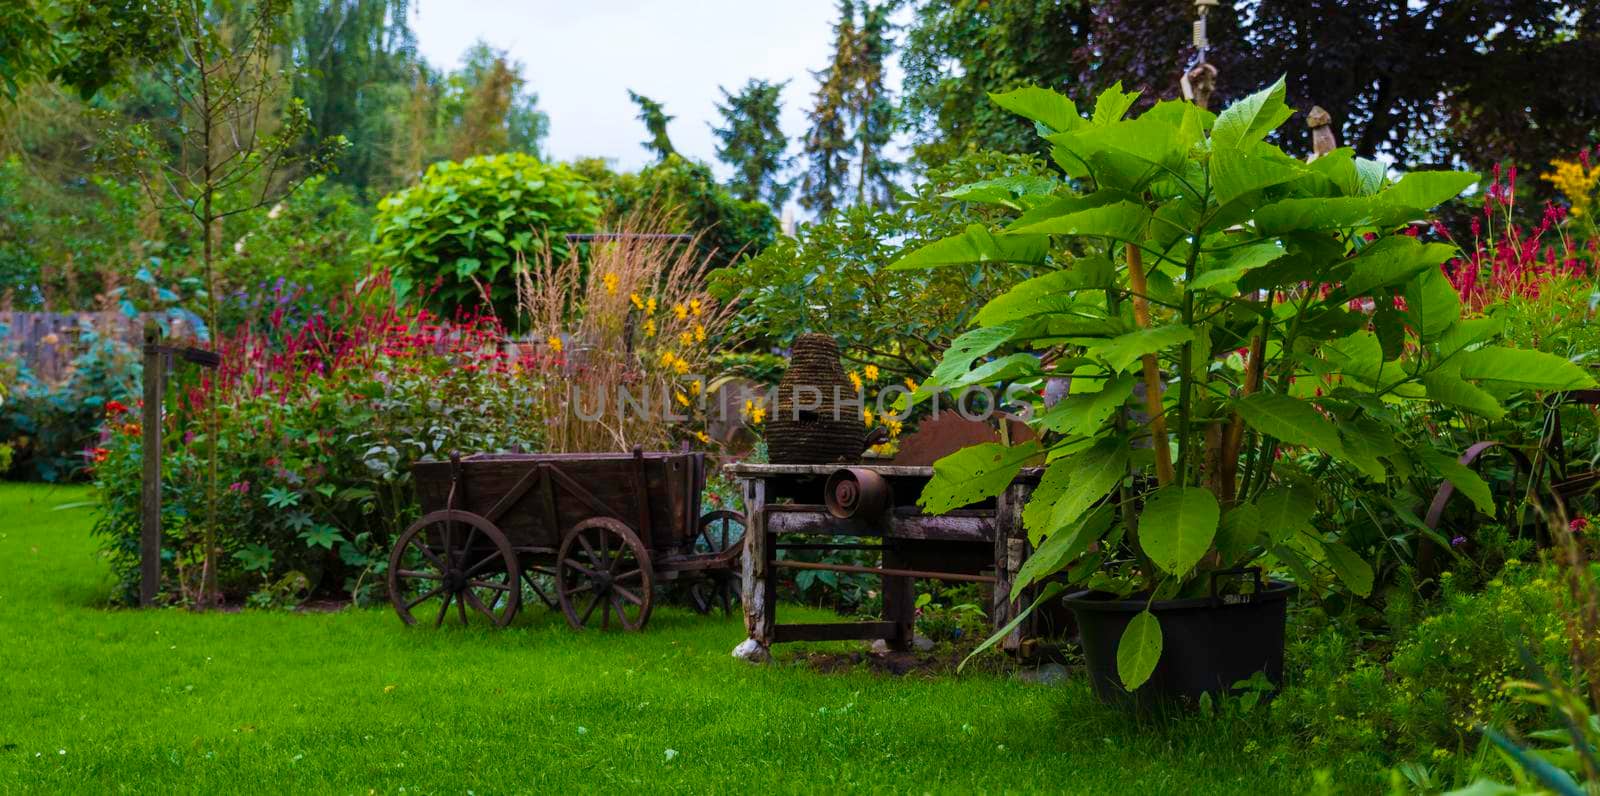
[0,483,1365,793]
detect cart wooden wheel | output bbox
[556,517,654,631]
[689,510,745,617]
[388,510,521,628]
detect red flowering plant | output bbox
[91,270,555,607]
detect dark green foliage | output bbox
[712,78,794,207]
[575,154,776,272]
[800,0,860,215]
[368,153,600,320]
[628,90,677,161]
[0,324,141,482]
[1,0,179,101]
[849,1,897,208]
[226,176,375,304]
[713,150,1054,378]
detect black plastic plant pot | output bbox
[1063,569,1296,711]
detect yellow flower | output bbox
[886,418,903,438]
[673,303,688,321]
[679,331,695,347]
[602,272,619,294]
[675,391,690,407]
[673,358,689,375]
[848,370,863,392]
[694,323,706,343]
[644,319,656,338]
[659,350,676,367]
[630,293,645,310]
[647,297,657,314]
[904,377,919,392]
[863,364,879,383]
[1542,158,1600,217]
[743,399,755,416]
[863,408,874,427]
[690,380,703,396]
[694,430,711,444]
[751,406,766,424]
[547,335,563,353]
[690,298,703,317]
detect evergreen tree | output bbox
[711,78,794,207]
[799,0,857,215]
[628,90,677,161]
[850,2,898,208]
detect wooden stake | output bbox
[1125,244,1176,485]
[139,320,163,607]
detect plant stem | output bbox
[1124,243,1175,485]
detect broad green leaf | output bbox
[1336,426,1388,481]
[1216,504,1264,567]
[1211,144,1305,206]
[1034,375,1136,438]
[1437,316,1505,357]
[1381,170,1479,212]
[889,224,1049,270]
[1191,241,1286,292]
[942,353,1043,391]
[919,441,1045,515]
[976,270,1087,326]
[1254,485,1316,544]
[1050,105,1200,174]
[1088,325,1195,373]
[1117,610,1164,690]
[1404,268,1461,342]
[1253,196,1376,234]
[1091,81,1139,125]
[1007,201,1151,242]
[1419,449,1495,516]
[1138,486,1221,576]
[929,322,1032,387]
[1354,158,1387,195]
[988,87,1084,134]
[1037,437,1130,545]
[941,175,1059,208]
[1423,371,1506,420]
[1320,541,1374,597]
[1233,393,1345,456]
[1343,236,1457,296]
[1455,347,1598,391]
[1210,77,1293,150]
[1010,505,1114,600]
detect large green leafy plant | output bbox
[369,153,599,320]
[905,80,1597,690]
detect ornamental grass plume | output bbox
[516,207,740,454]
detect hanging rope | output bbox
[1179,0,1219,110]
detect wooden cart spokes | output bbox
[388,449,744,631]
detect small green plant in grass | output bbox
[901,78,1596,689]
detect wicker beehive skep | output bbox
[766,333,865,464]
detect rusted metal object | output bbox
[389,448,743,631]
[890,414,1036,467]
[824,467,891,520]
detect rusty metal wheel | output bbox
[556,517,654,631]
[689,510,744,617]
[388,510,520,628]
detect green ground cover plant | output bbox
[1,482,1383,793]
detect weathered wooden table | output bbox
[725,462,1042,659]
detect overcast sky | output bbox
[411,0,868,179]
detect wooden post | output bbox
[880,540,916,652]
[139,320,163,607]
[993,481,1029,653]
[740,478,773,648]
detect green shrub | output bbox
[226,176,375,305]
[574,154,776,272]
[90,277,548,606]
[711,150,1055,382]
[0,321,140,482]
[369,153,600,321]
[1274,561,1570,778]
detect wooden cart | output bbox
[388,449,744,631]
[725,463,1042,656]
